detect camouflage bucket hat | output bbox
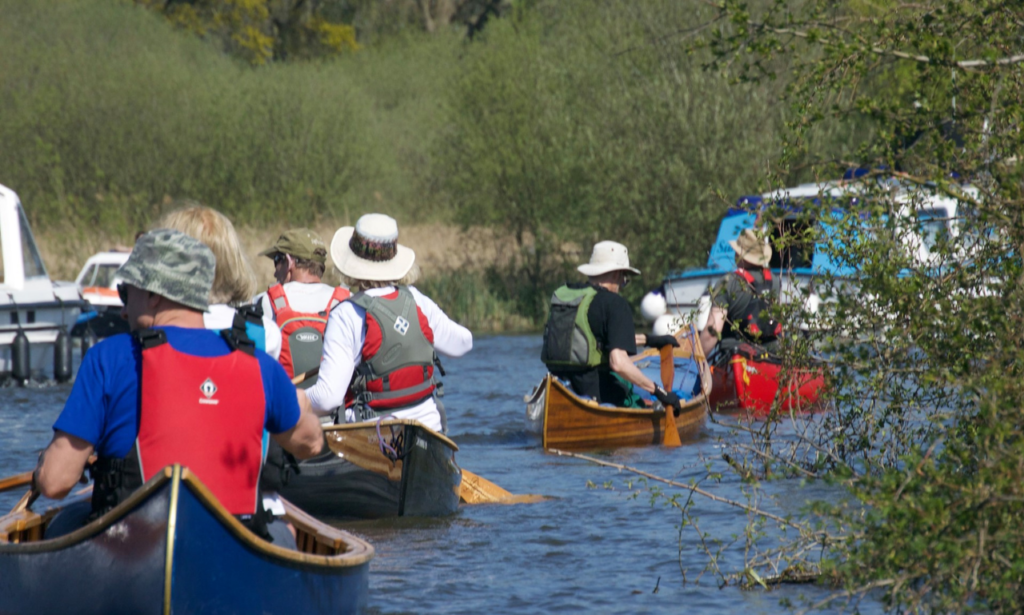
[116,229,216,312]
[258,228,327,264]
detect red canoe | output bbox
[708,344,825,416]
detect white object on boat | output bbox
[0,183,85,380]
[652,313,686,337]
[640,290,667,323]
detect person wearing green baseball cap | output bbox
[255,228,351,388]
[33,229,324,544]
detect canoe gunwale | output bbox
[0,465,375,568]
[322,419,459,452]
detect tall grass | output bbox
[0,0,459,236]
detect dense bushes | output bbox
[1,0,860,328]
[0,0,458,237]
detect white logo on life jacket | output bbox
[394,316,410,336]
[199,378,219,405]
[294,332,320,342]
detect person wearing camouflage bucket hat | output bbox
[116,228,215,314]
[33,229,325,544]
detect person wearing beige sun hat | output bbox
[298,214,473,432]
[540,240,682,412]
[699,228,783,356]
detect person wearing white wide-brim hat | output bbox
[298,214,473,432]
[540,241,683,413]
[698,228,782,356]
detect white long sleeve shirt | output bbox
[305,286,473,431]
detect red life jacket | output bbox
[267,284,349,385]
[347,287,438,418]
[131,329,266,516]
[730,268,783,341]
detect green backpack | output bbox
[540,285,606,370]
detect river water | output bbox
[0,334,881,614]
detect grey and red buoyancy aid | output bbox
[90,328,267,525]
[266,283,350,389]
[726,268,783,343]
[346,287,441,421]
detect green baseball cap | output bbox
[259,228,327,264]
[116,229,215,312]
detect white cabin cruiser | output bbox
[0,184,86,382]
[71,249,131,339]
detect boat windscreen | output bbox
[94,264,119,289]
[768,218,815,270]
[18,206,47,279]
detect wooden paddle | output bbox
[291,366,320,386]
[0,471,32,495]
[660,345,682,447]
[459,469,546,505]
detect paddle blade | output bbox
[459,470,546,505]
[660,346,682,448]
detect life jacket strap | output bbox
[133,328,167,349]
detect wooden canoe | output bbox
[0,464,374,615]
[278,419,462,520]
[527,326,712,450]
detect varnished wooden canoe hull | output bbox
[538,375,708,450]
[0,465,374,615]
[279,420,462,520]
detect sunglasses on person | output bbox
[621,273,630,289]
[273,253,292,267]
[117,283,129,305]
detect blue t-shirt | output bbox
[54,326,300,458]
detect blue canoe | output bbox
[0,464,374,615]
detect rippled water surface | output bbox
[0,335,881,614]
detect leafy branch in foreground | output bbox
[629,0,1024,611]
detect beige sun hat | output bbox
[577,241,641,277]
[729,228,772,267]
[331,214,416,281]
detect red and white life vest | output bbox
[267,284,350,383]
[135,331,266,515]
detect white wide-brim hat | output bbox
[331,214,416,282]
[577,240,641,277]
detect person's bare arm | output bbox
[608,348,657,394]
[35,431,94,500]
[699,306,726,355]
[272,395,323,459]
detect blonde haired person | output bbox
[299,214,472,432]
[155,203,283,360]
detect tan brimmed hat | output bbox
[729,228,772,267]
[577,241,641,277]
[331,214,415,282]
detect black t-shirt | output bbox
[551,283,637,405]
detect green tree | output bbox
[132,0,359,64]
[658,0,1024,611]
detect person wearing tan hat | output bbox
[297,214,472,432]
[255,228,351,388]
[699,228,782,355]
[541,241,682,411]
